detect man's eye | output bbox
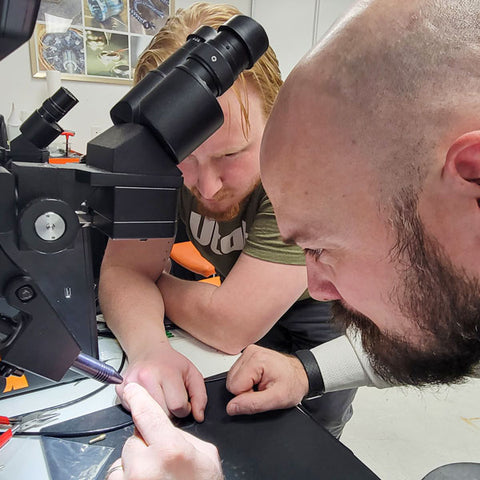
[304,248,324,262]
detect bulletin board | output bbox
[29,0,174,85]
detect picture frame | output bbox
[29,0,174,85]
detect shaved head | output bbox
[264,0,480,203]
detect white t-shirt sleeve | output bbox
[310,329,390,392]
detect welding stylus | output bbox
[71,352,123,384]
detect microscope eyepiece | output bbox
[218,14,270,70]
[183,14,269,97]
[19,87,78,149]
[39,88,78,124]
[108,14,269,162]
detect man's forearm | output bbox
[100,266,170,359]
[157,256,308,354]
[157,273,252,354]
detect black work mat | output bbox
[42,374,379,480]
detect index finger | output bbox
[185,367,208,422]
[123,382,174,446]
[226,348,264,395]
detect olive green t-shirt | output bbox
[179,184,310,301]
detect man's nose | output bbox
[305,256,342,301]
[197,167,222,200]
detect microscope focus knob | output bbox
[18,198,79,253]
[34,211,66,241]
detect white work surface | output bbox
[0,330,240,480]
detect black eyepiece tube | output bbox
[218,15,270,70]
[39,88,78,123]
[166,15,269,98]
[19,87,78,149]
[110,25,217,125]
[109,14,269,162]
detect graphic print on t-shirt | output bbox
[189,211,247,255]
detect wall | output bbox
[0,0,355,153]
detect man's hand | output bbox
[225,345,309,415]
[107,383,223,480]
[116,346,207,422]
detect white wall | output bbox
[253,0,317,76]
[0,0,355,153]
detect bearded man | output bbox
[99,2,356,439]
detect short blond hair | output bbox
[134,2,283,135]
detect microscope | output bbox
[0,0,268,395]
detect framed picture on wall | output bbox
[29,0,174,85]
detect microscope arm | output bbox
[0,121,183,385]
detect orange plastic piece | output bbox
[49,156,81,164]
[3,374,29,393]
[199,276,221,286]
[171,241,217,278]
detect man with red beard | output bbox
[99,2,355,439]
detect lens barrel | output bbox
[20,88,78,149]
[109,15,268,162]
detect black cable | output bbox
[16,417,133,438]
[15,349,129,438]
[34,351,125,413]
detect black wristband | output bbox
[294,349,325,400]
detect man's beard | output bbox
[191,179,260,222]
[333,189,480,387]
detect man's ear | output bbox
[445,131,480,185]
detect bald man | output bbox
[225,0,480,416]
[106,1,480,477]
